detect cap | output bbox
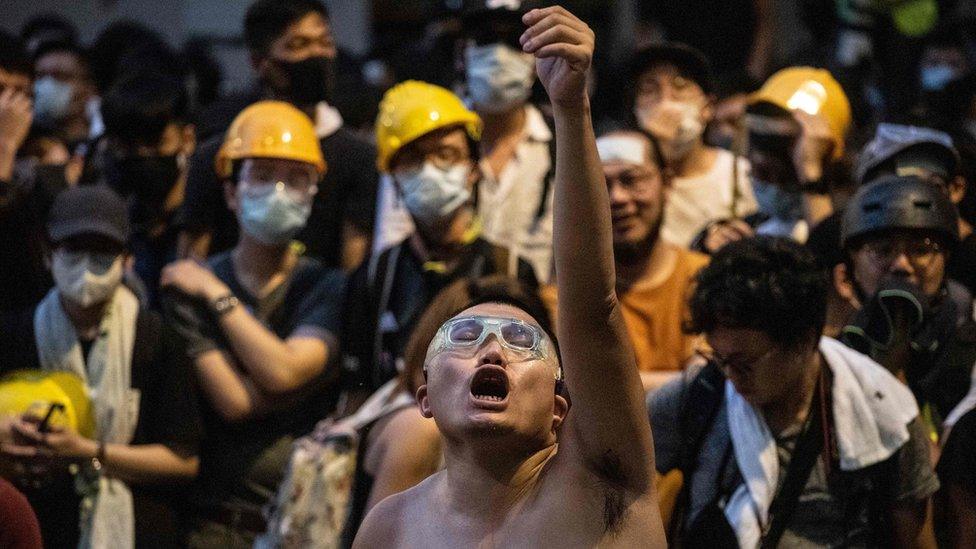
[629,42,715,96]
[841,174,959,249]
[855,123,959,184]
[47,185,129,246]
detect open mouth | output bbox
[470,367,510,403]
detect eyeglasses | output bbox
[694,346,777,373]
[425,315,558,376]
[858,237,944,269]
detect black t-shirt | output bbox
[938,406,976,496]
[0,305,202,548]
[948,231,976,297]
[176,125,379,268]
[342,237,538,392]
[0,163,66,312]
[187,252,346,513]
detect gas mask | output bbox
[465,43,535,113]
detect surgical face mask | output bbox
[271,55,335,106]
[465,43,535,113]
[33,76,74,122]
[51,249,124,308]
[751,179,803,220]
[238,182,313,245]
[920,64,958,91]
[396,162,471,226]
[635,100,704,161]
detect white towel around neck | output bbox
[723,337,919,548]
[34,286,140,549]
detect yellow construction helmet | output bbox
[215,100,326,179]
[0,370,95,439]
[750,67,852,159]
[375,80,482,172]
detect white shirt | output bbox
[371,104,555,282]
[476,104,554,283]
[661,148,758,248]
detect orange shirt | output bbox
[541,244,708,373]
[618,246,708,372]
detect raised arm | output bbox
[522,6,655,490]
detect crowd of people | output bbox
[1,0,976,547]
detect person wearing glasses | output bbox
[353,6,667,547]
[649,236,938,547]
[835,174,976,446]
[160,101,345,547]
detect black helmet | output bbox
[841,175,959,249]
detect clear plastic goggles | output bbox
[424,315,558,376]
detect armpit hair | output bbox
[586,449,630,534]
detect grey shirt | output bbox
[648,365,939,547]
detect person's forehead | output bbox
[409,126,470,153]
[244,157,316,171]
[283,12,330,40]
[35,50,83,72]
[602,160,649,175]
[454,302,540,328]
[706,326,771,356]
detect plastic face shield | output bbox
[424,315,560,379]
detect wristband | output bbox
[210,293,240,317]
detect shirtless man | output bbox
[353,6,666,548]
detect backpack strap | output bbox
[530,115,557,233]
[669,362,727,537]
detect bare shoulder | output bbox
[385,406,441,445]
[353,471,443,548]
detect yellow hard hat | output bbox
[750,67,852,159]
[375,80,482,173]
[215,100,326,179]
[0,370,95,439]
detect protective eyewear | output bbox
[694,346,776,373]
[425,315,557,375]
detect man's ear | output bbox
[833,262,862,310]
[949,175,966,205]
[551,391,569,434]
[224,181,238,213]
[700,95,715,125]
[417,384,433,419]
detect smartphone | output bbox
[37,402,65,433]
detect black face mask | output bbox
[271,55,335,106]
[104,153,181,206]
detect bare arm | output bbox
[522,6,654,490]
[889,498,936,549]
[193,349,274,422]
[161,260,333,396]
[100,444,198,484]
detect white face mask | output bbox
[465,43,536,113]
[396,162,472,227]
[238,182,314,246]
[635,100,704,161]
[33,76,74,122]
[51,249,124,308]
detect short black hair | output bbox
[102,70,189,146]
[244,0,329,57]
[629,42,715,96]
[20,13,78,53]
[687,237,828,349]
[0,31,32,78]
[89,21,171,93]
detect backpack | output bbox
[255,380,414,549]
